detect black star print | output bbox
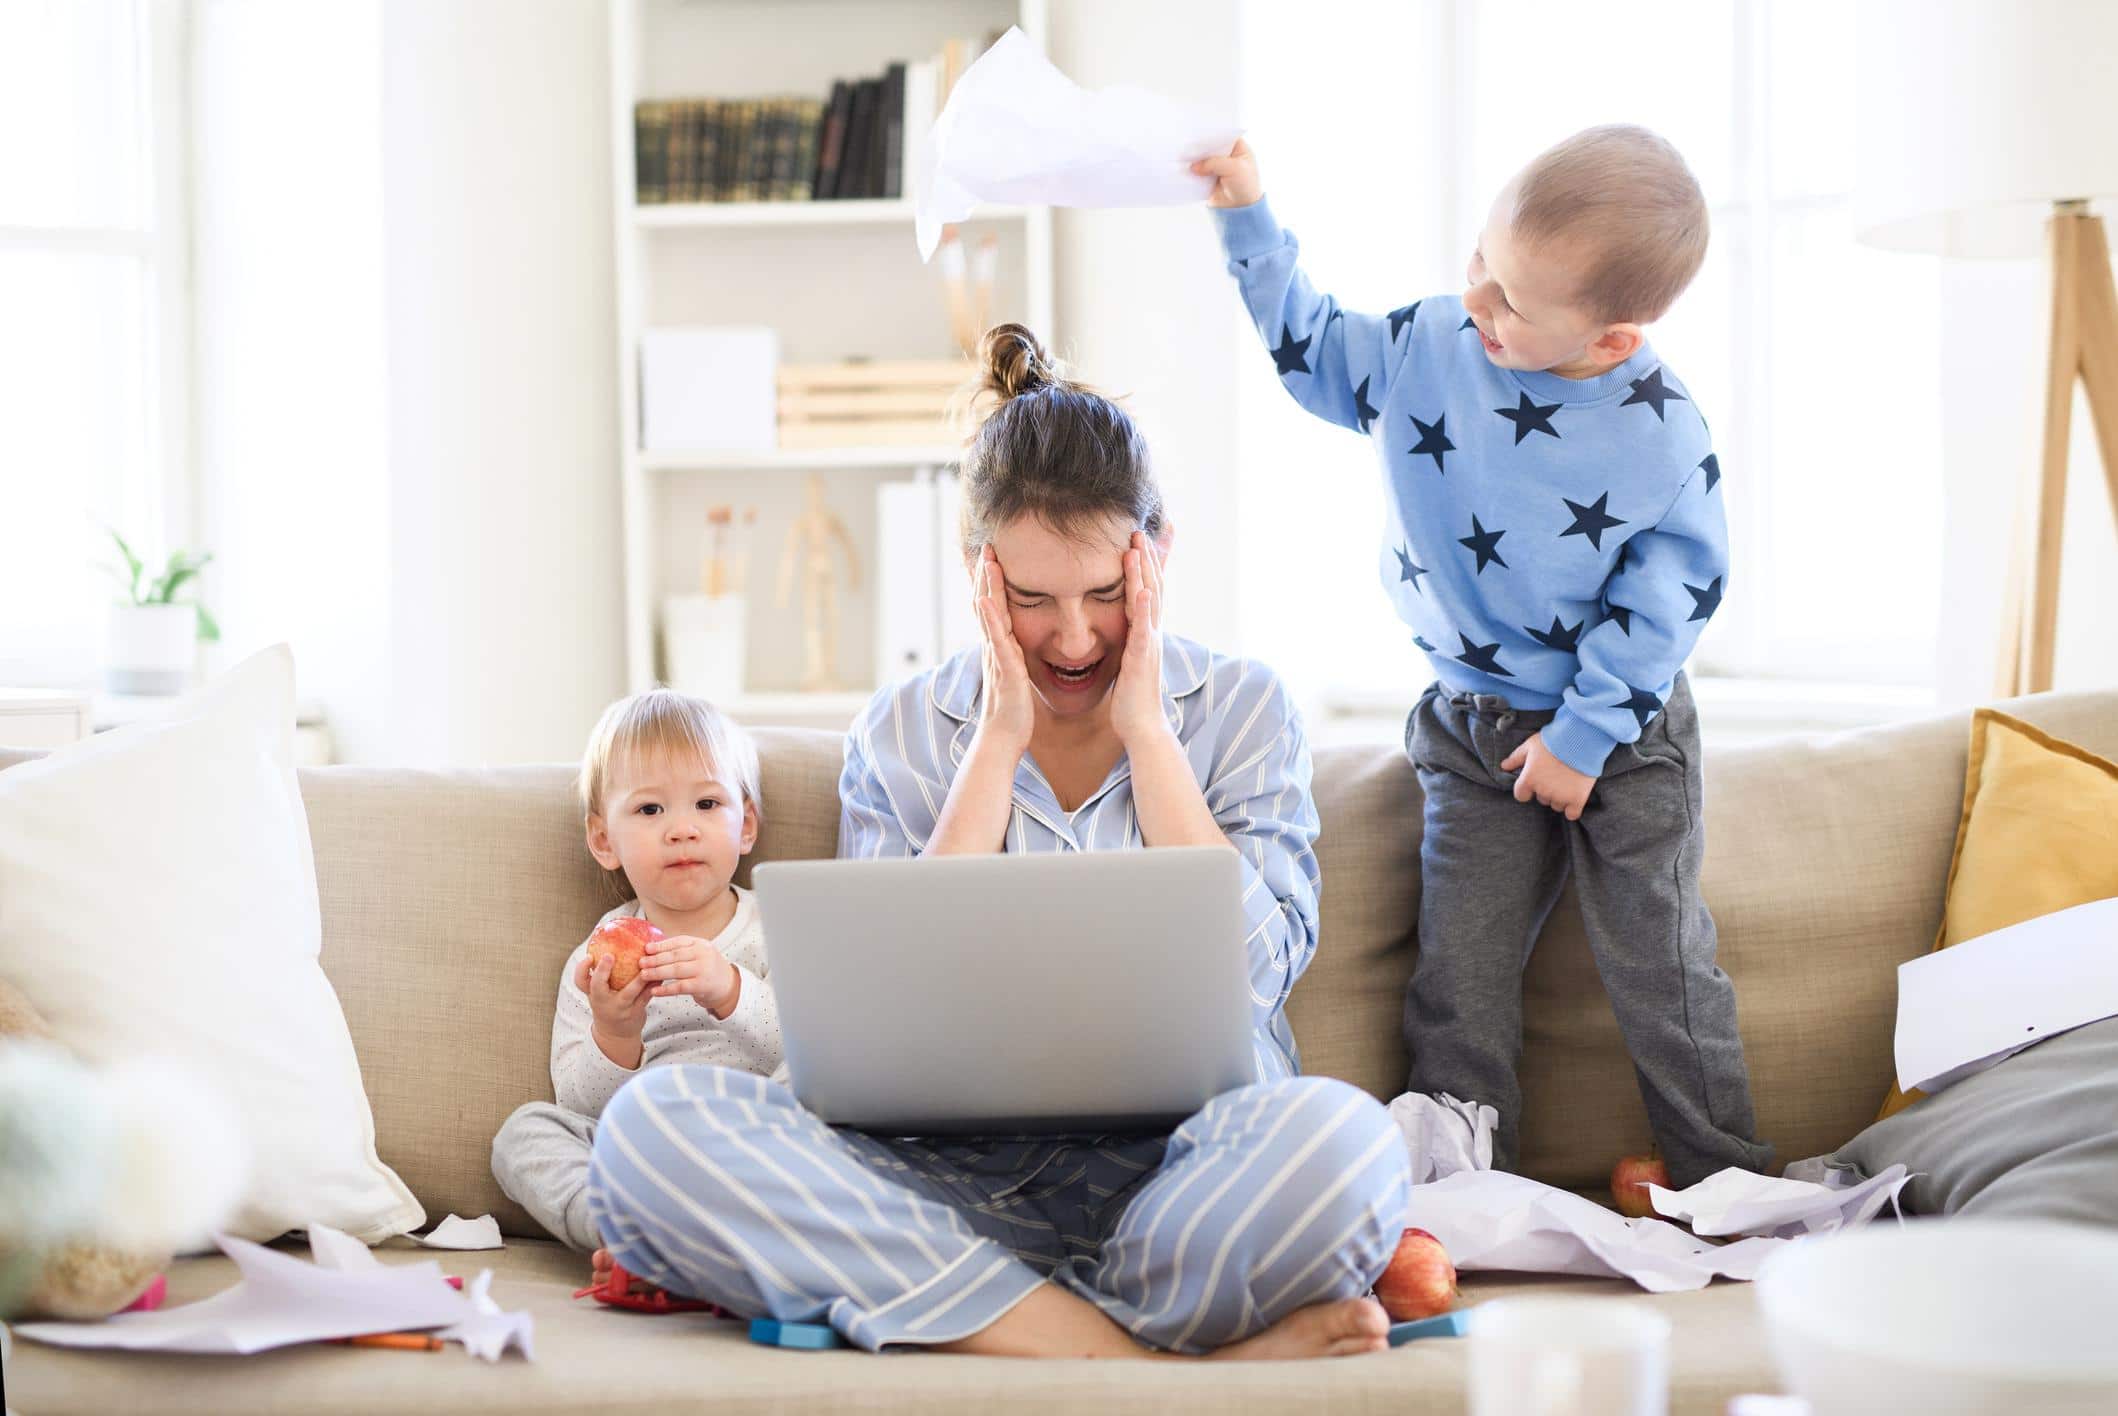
[1454,633,1512,677]
[1459,315,1476,331]
[1615,683,1663,728]
[1699,453,1721,492]
[1270,324,1313,376]
[1621,366,1689,421]
[1353,376,1381,434]
[1394,543,1429,593]
[1413,635,1438,652]
[1605,603,1633,636]
[1559,492,1627,551]
[1458,515,1509,574]
[1685,574,1724,622]
[1525,616,1584,653]
[1388,302,1421,341]
[1493,392,1563,445]
[1236,257,1250,269]
[1407,412,1455,474]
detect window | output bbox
[1236,0,1944,707]
[0,0,191,686]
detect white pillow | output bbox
[0,645,423,1246]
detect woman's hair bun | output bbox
[979,322,1055,402]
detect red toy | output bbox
[573,1258,732,1318]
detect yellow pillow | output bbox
[1877,709,2118,1119]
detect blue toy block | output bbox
[748,1317,845,1350]
[1387,1308,1471,1346]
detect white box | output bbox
[640,326,778,453]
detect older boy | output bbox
[1196,124,1770,1186]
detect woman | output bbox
[585,326,1409,1360]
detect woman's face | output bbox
[984,511,1140,721]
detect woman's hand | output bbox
[639,934,740,1018]
[1110,531,1171,750]
[973,545,1036,759]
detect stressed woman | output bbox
[584,325,1409,1360]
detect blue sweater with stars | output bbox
[1214,198,1728,777]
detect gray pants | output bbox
[1403,675,1772,1188]
[492,1102,605,1252]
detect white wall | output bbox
[1047,1,1244,654]
[196,0,623,765]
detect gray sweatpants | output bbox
[492,1102,605,1252]
[1403,674,1772,1188]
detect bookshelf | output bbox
[608,0,1054,729]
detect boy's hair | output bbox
[577,689,762,825]
[957,322,1166,553]
[1509,124,1709,325]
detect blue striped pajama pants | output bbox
[584,1065,1411,1353]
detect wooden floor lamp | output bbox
[1999,203,2118,695]
[1856,0,2118,696]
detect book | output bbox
[694,100,722,203]
[843,78,879,200]
[900,59,938,202]
[790,98,824,201]
[879,62,907,200]
[633,101,670,204]
[814,80,851,199]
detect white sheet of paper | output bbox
[1649,1164,1912,1239]
[1405,1170,1789,1293]
[915,26,1240,259]
[11,1224,532,1361]
[415,1213,505,1250]
[1894,895,2118,1093]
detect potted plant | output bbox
[102,528,220,695]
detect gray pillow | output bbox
[1825,1017,2118,1228]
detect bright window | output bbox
[1236,0,1944,705]
[0,0,190,685]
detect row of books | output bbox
[633,30,1003,205]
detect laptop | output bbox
[751,848,1257,1134]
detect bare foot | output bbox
[590,1247,614,1288]
[1208,1298,1390,1360]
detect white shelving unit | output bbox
[608,0,1053,728]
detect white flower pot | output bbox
[661,593,748,697]
[104,603,199,695]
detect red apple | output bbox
[1374,1226,1457,1321]
[587,916,663,990]
[1610,1149,1671,1218]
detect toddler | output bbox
[491,689,782,1250]
[1195,125,1771,1186]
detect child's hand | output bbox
[576,951,651,1052]
[1501,732,1597,821]
[1191,138,1263,209]
[639,935,741,1019]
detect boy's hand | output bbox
[1191,137,1263,209]
[576,951,651,1059]
[1501,732,1597,821]
[639,935,741,1019]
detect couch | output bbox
[10,686,2116,1414]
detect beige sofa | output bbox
[11,686,2117,1414]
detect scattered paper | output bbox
[1895,895,2118,1094]
[414,1214,505,1250]
[1649,1164,1912,1239]
[1388,1090,1497,1184]
[914,26,1241,260]
[1406,1170,1788,1292]
[11,1224,532,1361]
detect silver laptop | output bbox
[752,848,1257,1134]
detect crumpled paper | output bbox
[915,26,1240,260]
[1650,1164,1912,1240]
[1405,1169,1788,1292]
[1387,1090,1498,1184]
[13,1223,533,1361]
